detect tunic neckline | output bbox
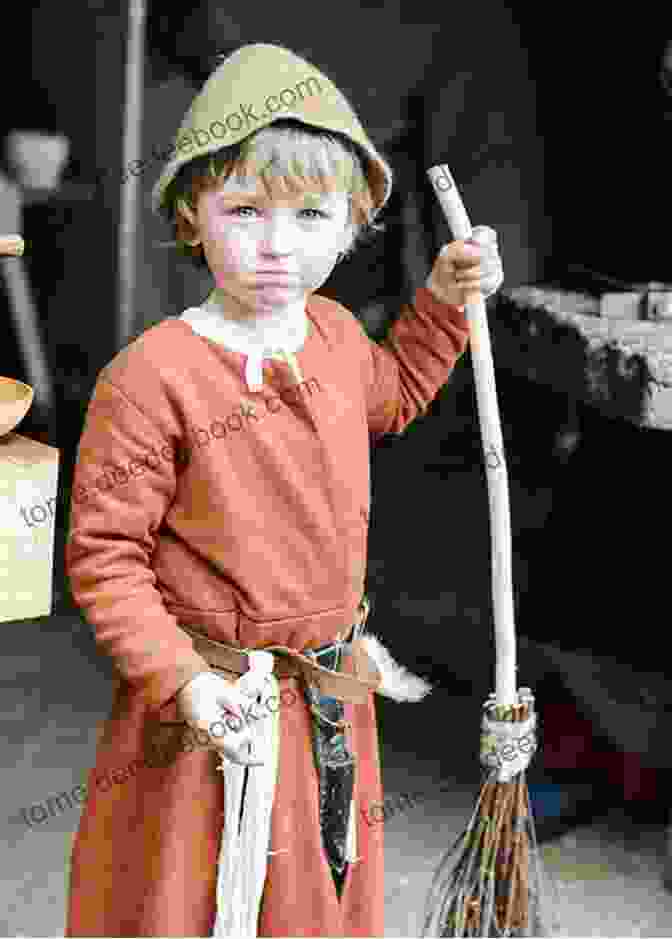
[169,305,319,391]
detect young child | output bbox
[65,42,503,938]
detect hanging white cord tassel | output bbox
[213,651,281,938]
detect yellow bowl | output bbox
[0,377,33,436]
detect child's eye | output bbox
[229,205,260,218]
[300,208,330,220]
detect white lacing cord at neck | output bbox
[244,347,305,392]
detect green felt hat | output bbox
[151,42,393,218]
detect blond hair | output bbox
[163,118,385,268]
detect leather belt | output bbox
[180,597,380,706]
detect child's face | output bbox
[190,171,353,318]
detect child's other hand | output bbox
[176,671,265,767]
[426,225,503,306]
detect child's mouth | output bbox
[253,276,300,290]
[254,273,299,282]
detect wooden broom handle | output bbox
[427,165,517,707]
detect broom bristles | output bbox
[422,698,561,937]
[423,772,559,937]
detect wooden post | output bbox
[117,0,147,350]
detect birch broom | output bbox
[421,165,561,937]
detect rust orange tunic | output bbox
[65,287,469,936]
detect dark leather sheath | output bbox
[302,638,356,899]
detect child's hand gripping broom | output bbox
[421,165,561,937]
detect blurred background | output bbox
[2,2,672,935]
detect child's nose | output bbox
[260,217,296,255]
